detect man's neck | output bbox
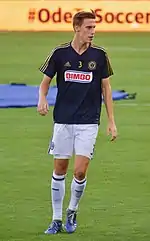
[71,37,90,55]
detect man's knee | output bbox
[74,155,89,180]
[74,170,86,180]
[54,159,69,175]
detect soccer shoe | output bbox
[44,220,62,234]
[65,209,77,233]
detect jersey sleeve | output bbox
[101,52,113,79]
[39,49,57,79]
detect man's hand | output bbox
[107,121,117,141]
[37,96,49,116]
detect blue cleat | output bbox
[65,209,77,233]
[44,220,62,234]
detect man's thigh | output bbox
[48,123,74,158]
[74,124,99,159]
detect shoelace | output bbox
[49,221,60,232]
[68,213,76,225]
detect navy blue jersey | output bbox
[39,42,113,124]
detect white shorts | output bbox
[48,123,99,160]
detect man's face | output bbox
[76,18,96,43]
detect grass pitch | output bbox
[0,32,150,241]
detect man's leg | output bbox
[68,155,89,211]
[65,124,98,233]
[45,158,69,234]
[51,158,69,221]
[65,155,89,233]
[45,123,73,234]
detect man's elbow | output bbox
[42,74,51,84]
[102,81,112,93]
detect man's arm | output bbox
[39,74,52,99]
[102,77,114,123]
[37,74,52,116]
[102,77,117,141]
[38,48,57,116]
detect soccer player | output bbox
[37,9,117,234]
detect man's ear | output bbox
[74,25,80,32]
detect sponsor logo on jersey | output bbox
[64,70,93,83]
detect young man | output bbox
[37,9,117,234]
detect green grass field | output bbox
[0,32,150,241]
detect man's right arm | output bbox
[37,74,52,116]
[39,74,52,99]
[37,49,57,116]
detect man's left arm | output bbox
[102,77,117,141]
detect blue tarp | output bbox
[0,84,132,108]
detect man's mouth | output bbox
[89,36,94,40]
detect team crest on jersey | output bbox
[64,70,93,83]
[88,61,97,70]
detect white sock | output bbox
[68,177,87,211]
[51,171,65,220]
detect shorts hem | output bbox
[49,153,72,159]
[75,153,92,160]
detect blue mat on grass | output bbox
[0,84,135,108]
